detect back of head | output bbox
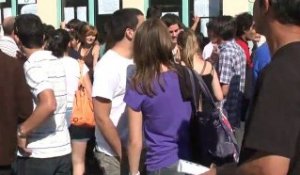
[43,23,55,48]
[235,12,253,37]
[3,16,15,36]
[146,6,162,19]
[161,13,182,28]
[214,15,237,41]
[66,19,83,32]
[206,19,217,32]
[14,14,44,48]
[106,8,143,49]
[266,0,300,25]
[133,18,174,96]
[133,18,173,70]
[177,29,200,68]
[47,29,71,58]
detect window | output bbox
[190,0,222,36]
[17,0,37,15]
[0,0,12,23]
[150,0,182,19]
[61,0,89,23]
[94,0,122,43]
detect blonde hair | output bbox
[177,29,200,68]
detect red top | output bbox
[236,38,252,68]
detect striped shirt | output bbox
[218,40,246,128]
[19,50,71,158]
[0,36,19,58]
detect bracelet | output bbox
[17,126,26,138]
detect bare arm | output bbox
[127,107,143,175]
[191,16,201,31]
[221,84,230,98]
[93,97,122,158]
[211,66,223,101]
[19,89,57,135]
[92,44,100,69]
[202,153,290,175]
[237,154,290,175]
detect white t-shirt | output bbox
[19,50,71,158]
[202,42,214,60]
[61,56,89,125]
[92,49,133,156]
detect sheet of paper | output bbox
[20,4,37,14]
[161,12,179,17]
[77,6,87,22]
[194,0,209,17]
[98,0,119,15]
[18,0,36,4]
[3,8,12,18]
[177,159,209,175]
[0,0,6,3]
[64,7,75,23]
[200,18,209,37]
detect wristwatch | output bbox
[17,126,26,138]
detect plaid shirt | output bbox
[218,40,246,128]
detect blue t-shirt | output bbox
[253,42,271,84]
[124,71,192,171]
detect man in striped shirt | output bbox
[0,16,19,58]
[13,14,71,174]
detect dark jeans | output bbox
[147,162,184,175]
[0,165,12,175]
[15,154,71,175]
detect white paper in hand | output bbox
[177,159,209,175]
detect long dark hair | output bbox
[47,29,70,58]
[132,19,174,97]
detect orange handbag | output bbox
[71,60,95,127]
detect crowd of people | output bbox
[0,0,300,175]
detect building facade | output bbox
[0,0,254,36]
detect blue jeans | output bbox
[147,162,184,175]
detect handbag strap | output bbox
[186,67,198,111]
[194,70,217,109]
[78,60,84,86]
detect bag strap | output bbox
[194,70,217,109]
[186,67,198,111]
[78,60,84,86]
[200,61,207,75]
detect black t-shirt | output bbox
[239,42,300,175]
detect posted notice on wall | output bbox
[64,7,75,23]
[77,6,87,22]
[98,0,119,15]
[194,0,209,17]
[194,0,220,17]
[18,0,36,4]
[20,4,37,15]
[3,7,12,17]
[0,0,6,3]
[161,12,179,17]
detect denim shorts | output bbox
[147,162,184,175]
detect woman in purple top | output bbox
[125,19,192,175]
